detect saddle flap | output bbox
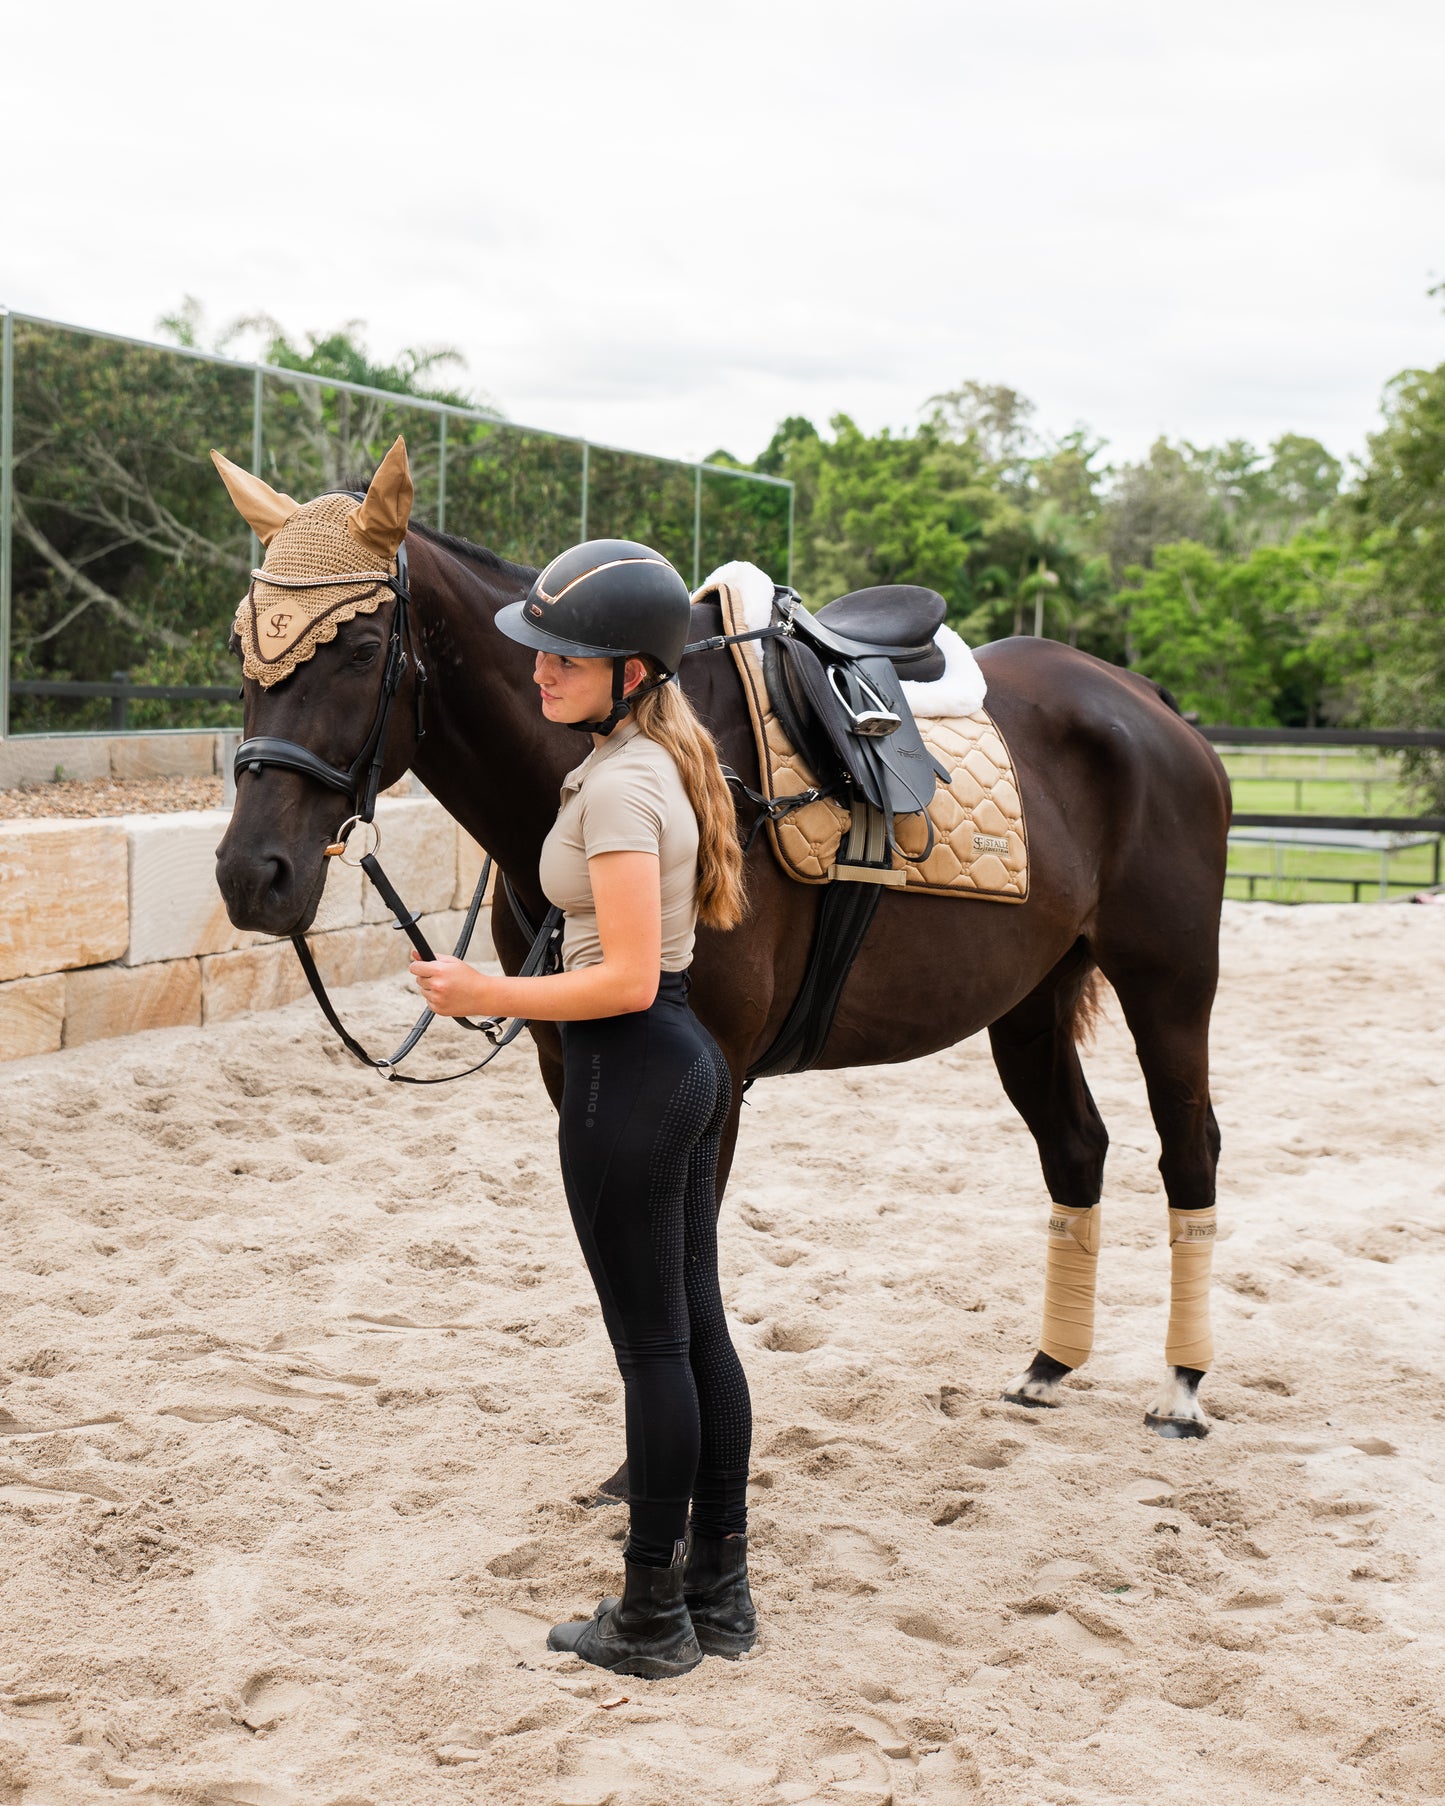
[769,638,940,824]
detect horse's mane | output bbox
[411,520,537,586]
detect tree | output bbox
[1115,535,1367,726]
[1100,439,1215,579]
[926,380,1039,491]
[1342,336,1445,802]
[757,413,1014,630]
[1099,433,1344,580]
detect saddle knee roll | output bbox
[1039,1204,1101,1371]
[1165,1207,1217,1372]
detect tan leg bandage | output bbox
[1164,1207,1217,1371]
[1039,1204,1102,1370]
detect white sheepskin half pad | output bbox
[902,623,987,718]
[694,562,987,717]
[697,561,777,632]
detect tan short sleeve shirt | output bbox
[538,719,701,973]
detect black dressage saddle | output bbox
[762,583,952,869]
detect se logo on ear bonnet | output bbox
[211,437,415,688]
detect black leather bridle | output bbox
[233,539,424,831]
[232,527,561,1082]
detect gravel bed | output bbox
[0,775,225,820]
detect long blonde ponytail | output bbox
[631,673,746,932]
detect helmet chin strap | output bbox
[572,658,673,737]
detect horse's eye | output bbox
[350,642,380,666]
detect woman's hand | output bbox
[406,852,662,1024]
[408,955,499,1018]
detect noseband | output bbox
[231,521,561,1082]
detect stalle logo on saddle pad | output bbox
[973,832,1010,856]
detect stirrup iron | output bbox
[826,662,902,737]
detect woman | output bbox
[409,539,755,1680]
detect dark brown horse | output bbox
[215,474,1231,1438]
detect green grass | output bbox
[1225,776,1414,815]
[1225,839,1440,903]
[1218,750,1395,781]
[1218,750,1412,817]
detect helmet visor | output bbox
[494,600,641,661]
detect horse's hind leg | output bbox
[988,942,1110,1411]
[1094,942,1222,1439]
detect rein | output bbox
[232,527,562,1083]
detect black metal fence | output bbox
[10,677,238,732]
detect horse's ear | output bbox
[210,450,300,547]
[348,436,414,560]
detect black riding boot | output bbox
[547,1547,703,1679]
[683,1532,757,1658]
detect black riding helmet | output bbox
[495,538,692,735]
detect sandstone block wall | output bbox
[0,821,130,981]
[0,733,226,790]
[65,959,202,1048]
[0,973,66,1059]
[0,801,492,1063]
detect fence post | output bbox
[786,480,795,587]
[110,672,129,731]
[437,413,448,534]
[0,308,13,740]
[692,464,702,590]
[249,366,264,570]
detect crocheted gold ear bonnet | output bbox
[211,438,414,689]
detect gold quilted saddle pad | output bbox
[712,580,1029,902]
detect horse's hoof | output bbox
[1001,1349,1072,1410]
[1001,1385,1060,1410]
[1146,1366,1209,1439]
[1145,1410,1209,1441]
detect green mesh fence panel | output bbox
[0,317,791,734]
[7,321,251,732]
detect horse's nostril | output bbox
[265,854,292,900]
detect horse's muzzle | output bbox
[215,822,325,936]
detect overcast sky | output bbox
[4,0,1442,471]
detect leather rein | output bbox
[232,530,562,1084]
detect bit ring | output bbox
[326,815,381,865]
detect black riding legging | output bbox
[558,973,752,1567]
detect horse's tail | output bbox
[1070,965,1106,1048]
